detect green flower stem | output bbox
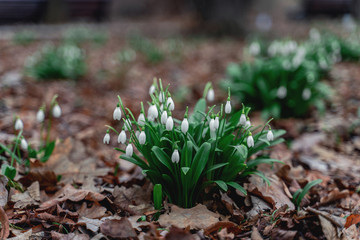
[11,130,23,167]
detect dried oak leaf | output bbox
[77,202,107,219]
[345,214,360,229]
[18,170,57,191]
[320,188,349,205]
[0,206,9,239]
[51,231,90,240]
[100,218,137,239]
[271,229,297,240]
[319,215,339,240]
[7,229,32,240]
[0,175,8,207]
[204,221,239,236]
[11,181,40,209]
[165,226,198,240]
[158,204,220,229]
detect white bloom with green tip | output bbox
[118,130,126,144]
[207,88,215,102]
[15,118,24,130]
[181,118,189,134]
[161,111,168,125]
[225,101,231,114]
[267,130,274,141]
[247,135,254,148]
[166,116,174,131]
[21,138,28,150]
[36,109,45,123]
[103,132,110,144]
[239,114,246,126]
[138,113,145,126]
[139,131,146,145]
[113,106,122,120]
[126,143,133,156]
[167,97,175,111]
[52,104,62,118]
[171,149,180,163]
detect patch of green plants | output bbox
[129,34,164,64]
[292,179,322,210]
[63,27,108,46]
[222,30,360,119]
[25,44,86,80]
[13,30,36,45]
[0,96,61,189]
[104,79,285,208]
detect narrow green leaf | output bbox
[153,184,163,210]
[227,182,247,195]
[215,180,228,192]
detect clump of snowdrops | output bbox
[104,79,285,208]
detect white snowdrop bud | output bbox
[245,120,251,129]
[148,105,158,119]
[124,119,132,131]
[207,88,215,102]
[149,85,156,95]
[171,149,180,163]
[138,113,145,126]
[14,118,24,130]
[166,116,174,131]
[103,132,110,144]
[181,118,189,134]
[139,131,146,145]
[113,105,122,120]
[214,117,219,129]
[135,130,140,139]
[52,104,62,118]
[209,118,216,132]
[21,138,28,151]
[239,114,246,126]
[118,130,126,144]
[160,104,164,111]
[247,135,254,148]
[302,88,311,100]
[36,109,45,123]
[159,92,165,103]
[249,42,260,56]
[277,86,287,99]
[167,97,175,111]
[126,143,133,157]
[161,111,168,125]
[267,130,274,141]
[225,101,231,114]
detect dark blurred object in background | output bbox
[0,0,47,24]
[303,0,360,17]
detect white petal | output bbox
[126,144,133,156]
[209,119,216,132]
[14,118,24,130]
[225,101,231,114]
[103,133,110,144]
[161,111,168,124]
[139,131,146,145]
[245,120,251,129]
[181,118,189,134]
[124,119,132,131]
[166,116,174,131]
[52,105,62,118]
[149,85,156,95]
[171,150,180,163]
[267,131,274,141]
[239,114,246,126]
[247,136,254,148]
[167,97,175,111]
[113,107,122,120]
[214,117,219,129]
[138,113,145,126]
[118,130,126,144]
[207,89,215,102]
[21,138,28,150]
[36,110,45,123]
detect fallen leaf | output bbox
[0,206,9,239]
[319,215,339,240]
[251,226,264,240]
[0,175,8,207]
[246,195,271,220]
[342,224,360,240]
[127,215,150,231]
[320,188,349,205]
[7,229,32,240]
[158,204,220,229]
[11,181,40,209]
[217,228,235,240]
[306,207,345,227]
[100,218,137,238]
[271,229,297,240]
[78,217,103,232]
[204,221,239,236]
[165,226,199,240]
[345,214,360,229]
[51,231,90,240]
[18,170,57,191]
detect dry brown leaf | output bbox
[18,170,57,191]
[127,215,150,231]
[204,221,238,236]
[0,175,8,207]
[319,215,340,240]
[158,204,220,229]
[100,218,137,239]
[251,226,264,240]
[77,202,107,219]
[246,195,271,219]
[307,207,345,228]
[246,175,295,210]
[217,228,235,240]
[271,229,298,240]
[344,214,360,229]
[0,206,9,239]
[7,229,32,240]
[320,188,349,205]
[77,217,104,232]
[341,224,360,240]
[165,226,199,240]
[51,231,90,240]
[11,181,40,209]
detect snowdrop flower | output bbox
[118,130,126,144]
[209,118,216,132]
[139,131,146,145]
[148,104,158,119]
[36,109,45,123]
[124,119,132,131]
[135,130,140,139]
[14,118,24,130]
[302,88,311,100]
[126,143,133,156]
[277,86,287,99]
[214,116,219,129]
[171,149,180,163]
[319,59,328,70]
[149,85,156,95]
[249,42,261,56]
[166,115,174,131]
[181,118,189,134]
[161,111,168,125]
[103,130,110,144]
[309,28,321,42]
[138,113,145,126]
[113,104,122,120]
[247,134,254,148]
[160,104,164,111]
[52,104,62,118]
[225,101,231,114]
[159,92,165,103]
[20,138,28,151]
[239,113,246,126]
[267,130,274,141]
[166,97,175,111]
[207,88,215,102]
[245,119,251,129]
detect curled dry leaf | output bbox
[165,226,199,240]
[100,218,137,239]
[318,215,339,240]
[158,204,220,230]
[11,181,40,209]
[345,214,360,229]
[51,231,90,240]
[0,206,9,239]
[7,229,32,240]
[77,202,107,219]
[0,175,8,207]
[320,188,349,205]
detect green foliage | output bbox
[222,31,360,118]
[63,27,108,46]
[292,179,322,210]
[25,44,86,80]
[13,30,35,45]
[153,184,163,210]
[106,79,285,208]
[129,34,164,64]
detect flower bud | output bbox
[239,114,246,126]
[225,101,231,114]
[118,130,126,144]
[171,149,180,163]
[113,105,122,120]
[166,116,174,131]
[36,109,45,123]
[159,92,165,103]
[277,86,287,99]
[214,116,219,130]
[21,138,28,151]
[209,118,216,132]
[14,118,24,130]
[139,131,146,145]
[181,118,189,134]
[148,105,158,119]
[167,97,175,111]
[247,134,254,148]
[124,119,132,131]
[126,143,133,156]
[149,85,156,95]
[138,113,145,126]
[245,120,251,129]
[103,131,110,144]
[52,104,62,118]
[267,130,274,141]
[161,111,168,125]
[207,88,215,102]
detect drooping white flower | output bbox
[209,118,216,132]
[138,113,145,126]
[14,118,24,130]
[52,104,62,118]
[245,120,251,129]
[118,130,126,144]
[249,42,261,56]
[36,109,45,123]
[159,92,165,103]
[149,85,156,95]
[309,28,321,42]
[126,143,133,156]
[214,116,219,129]
[181,118,189,134]
[20,138,28,151]
[166,97,175,111]
[247,135,254,148]
[239,114,246,126]
[135,130,140,139]
[207,88,215,102]
[277,86,287,99]
[103,132,110,144]
[113,106,122,120]
[161,111,168,125]
[171,149,180,163]
[267,130,274,141]
[302,88,311,100]
[166,116,174,131]
[124,119,132,131]
[225,101,231,114]
[148,105,158,119]
[160,104,164,111]
[139,131,146,145]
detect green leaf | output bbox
[295,179,322,207]
[181,167,190,175]
[153,184,163,210]
[1,164,16,180]
[190,98,206,123]
[152,146,174,175]
[246,158,283,169]
[227,182,247,195]
[215,180,228,192]
[205,162,229,174]
[40,141,56,162]
[190,142,211,184]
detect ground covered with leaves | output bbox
[0,26,360,239]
